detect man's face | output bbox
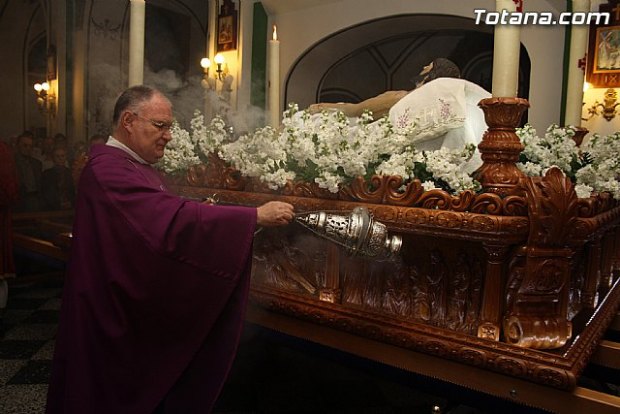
[127,94,173,164]
[18,136,33,157]
[52,148,67,166]
[42,137,54,152]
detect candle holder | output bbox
[571,126,588,147]
[473,97,530,197]
[295,207,402,259]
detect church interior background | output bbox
[1,0,620,413]
[4,0,619,141]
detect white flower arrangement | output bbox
[160,107,619,199]
[157,120,200,174]
[576,131,620,199]
[516,124,620,200]
[516,123,581,178]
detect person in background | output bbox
[33,135,55,171]
[71,134,109,186]
[46,85,295,414]
[13,131,42,212]
[308,58,461,119]
[88,133,108,150]
[0,139,19,335]
[41,147,75,211]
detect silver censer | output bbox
[295,206,402,258]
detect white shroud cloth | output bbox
[388,78,491,172]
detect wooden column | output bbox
[478,243,509,341]
[319,243,341,303]
[474,97,529,196]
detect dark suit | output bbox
[41,165,75,210]
[14,153,42,212]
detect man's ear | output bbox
[120,111,134,131]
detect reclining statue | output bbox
[307,58,491,171]
[307,58,462,118]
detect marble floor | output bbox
[6,255,615,413]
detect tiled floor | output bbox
[0,272,554,414]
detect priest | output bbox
[46,85,295,413]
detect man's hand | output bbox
[256,201,295,227]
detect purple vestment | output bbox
[46,145,257,413]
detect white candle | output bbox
[268,24,280,127]
[491,0,521,97]
[565,0,591,126]
[128,0,145,86]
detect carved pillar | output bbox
[601,231,615,290]
[502,168,579,349]
[504,246,573,349]
[613,226,620,277]
[582,237,602,309]
[319,243,341,303]
[478,243,509,341]
[474,97,530,196]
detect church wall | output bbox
[268,0,566,133]
[85,0,210,136]
[582,87,620,135]
[0,1,47,139]
[582,0,620,137]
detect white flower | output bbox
[574,184,594,199]
[574,131,620,200]
[422,180,438,191]
[157,121,200,174]
[161,110,620,201]
[516,123,580,176]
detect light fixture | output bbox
[33,81,56,114]
[583,88,620,122]
[214,53,227,80]
[583,82,591,93]
[200,54,232,104]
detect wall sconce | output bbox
[33,81,56,114]
[200,54,232,103]
[200,53,228,81]
[583,88,620,122]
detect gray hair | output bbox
[112,85,159,126]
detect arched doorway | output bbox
[285,14,531,122]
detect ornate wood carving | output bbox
[182,164,531,215]
[473,97,529,196]
[583,238,602,309]
[503,168,579,349]
[249,274,620,390]
[167,136,620,388]
[319,243,341,303]
[478,243,509,341]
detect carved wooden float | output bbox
[168,97,620,394]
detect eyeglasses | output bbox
[132,113,173,132]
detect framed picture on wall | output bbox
[216,0,237,52]
[593,26,620,71]
[586,2,620,88]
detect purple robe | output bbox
[46,145,257,413]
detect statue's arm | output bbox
[308,90,409,118]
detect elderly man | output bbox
[46,85,294,414]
